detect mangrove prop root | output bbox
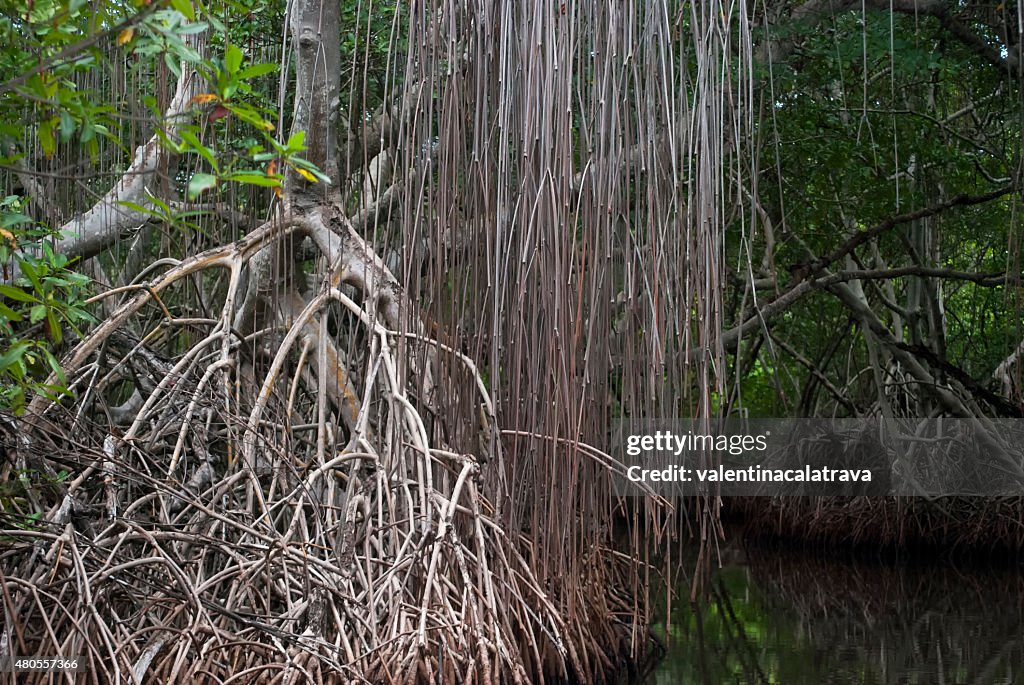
[0,218,638,683]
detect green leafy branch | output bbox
[169,43,330,201]
[0,198,95,414]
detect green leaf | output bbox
[165,53,182,79]
[285,130,306,153]
[42,276,73,287]
[154,129,184,155]
[290,157,332,183]
[0,302,22,322]
[170,0,196,21]
[0,285,38,303]
[225,171,282,187]
[228,104,274,131]
[0,212,32,228]
[38,382,71,400]
[17,261,41,291]
[0,342,29,371]
[116,201,161,219]
[187,173,219,200]
[236,63,278,81]
[178,22,210,35]
[146,190,171,211]
[29,304,46,324]
[225,44,243,75]
[7,386,25,415]
[43,350,66,387]
[38,119,56,158]
[46,310,62,344]
[59,111,75,142]
[178,130,220,172]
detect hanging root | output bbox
[0,216,636,684]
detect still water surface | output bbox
[647,540,1024,684]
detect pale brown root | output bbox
[1,210,642,684]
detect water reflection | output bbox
[648,541,1024,684]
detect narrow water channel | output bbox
[646,538,1024,683]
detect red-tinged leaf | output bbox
[208,105,230,122]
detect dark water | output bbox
[646,539,1024,684]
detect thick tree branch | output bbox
[287,0,340,209]
[789,185,1015,283]
[723,263,1023,353]
[25,214,314,418]
[815,265,1023,288]
[891,340,1023,417]
[721,184,1019,355]
[772,0,1020,72]
[994,338,1024,400]
[870,0,1015,71]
